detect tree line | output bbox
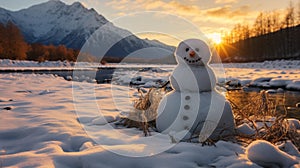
[223,1,300,43]
[219,1,300,62]
[0,22,79,62]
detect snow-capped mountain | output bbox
[0,0,175,59]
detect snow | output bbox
[4,59,300,88]
[0,59,73,67]
[236,123,256,135]
[286,80,300,90]
[9,1,107,42]
[0,72,299,167]
[278,141,300,157]
[1,59,300,91]
[0,1,174,52]
[287,118,300,129]
[156,39,234,142]
[221,60,300,90]
[246,140,298,167]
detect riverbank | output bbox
[0,73,299,167]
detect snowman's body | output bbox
[156,39,234,141]
[170,64,216,92]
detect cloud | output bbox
[104,0,258,35]
[215,0,238,4]
[106,0,198,14]
[105,1,124,10]
[205,5,251,18]
[143,1,166,10]
[106,0,138,11]
[76,0,101,9]
[105,1,253,20]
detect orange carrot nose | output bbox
[189,50,195,57]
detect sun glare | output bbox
[208,33,222,45]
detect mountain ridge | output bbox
[0,0,175,61]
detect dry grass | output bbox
[117,86,300,149]
[116,87,166,136]
[229,90,300,150]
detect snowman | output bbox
[156,39,235,142]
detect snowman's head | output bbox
[175,39,211,66]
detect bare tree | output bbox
[271,11,281,32]
[242,24,251,40]
[253,12,265,36]
[298,0,300,24]
[265,13,272,33]
[284,1,295,28]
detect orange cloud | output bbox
[215,0,238,4]
[206,5,251,18]
[106,1,253,20]
[104,0,258,35]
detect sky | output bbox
[0,0,298,46]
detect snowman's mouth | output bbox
[184,57,202,63]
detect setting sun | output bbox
[207,33,222,45]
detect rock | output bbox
[226,79,241,87]
[39,89,54,95]
[130,76,145,85]
[66,76,72,81]
[3,107,12,110]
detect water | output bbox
[226,89,300,119]
[0,67,165,83]
[0,68,116,83]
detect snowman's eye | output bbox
[185,48,189,52]
[195,48,199,52]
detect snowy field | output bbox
[0,73,299,167]
[1,59,300,167]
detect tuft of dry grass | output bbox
[229,90,300,150]
[116,87,166,136]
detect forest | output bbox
[1,1,300,63]
[0,22,79,62]
[218,1,300,62]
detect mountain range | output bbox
[0,0,175,62]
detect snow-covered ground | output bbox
[0,59,75,67]
[1,59,300,90]
[0,73,299,167]
[221,60,300,90]
[110,60,300,91]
